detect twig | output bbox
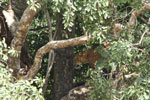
[113,8,134,23]
[132,30,147,46]
[125,72,138,79]
[141,16,150,25]
[42,8,55,95]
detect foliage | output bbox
[87,68,112,100]
[1,0,150,99]
[87,0,150,99]
[88,38,150,99]
[0,40,44,100]
[25,0,150,99]
[119,75,150,100]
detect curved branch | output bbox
[7,2,41,77]
[25,35,92,79]
[128,3,150,26]
[11,2,41,51]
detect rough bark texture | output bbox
[50,21,75,100]
[11,2,41,51]
[0,5,31,76]
[8,2,41,78]
[52,47,74,100]
[11,0,28,20]
[11,0,32,74]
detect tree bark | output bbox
[11,0,28,20]
[7,1,41,77]
[52,47,74,100]
[51,26,75,100]
[0,1,31,77]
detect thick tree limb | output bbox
[11,2,41,51]
[113,3,150,34]
[128,3,150,26]
[25,35,92,79]
[7,2,41,78]
[13,2,150,80]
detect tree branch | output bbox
[42,8,54,95]
[113,3,150,34]
[7,1,41,78]
[10,2,150,79]
[132,30,148,46]
[11,2,41,51]
[128,3,150,26]
[25,35,92,79]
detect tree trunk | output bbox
[52,47,74,100]
[51,26,75,100]
[11,0,27,20]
